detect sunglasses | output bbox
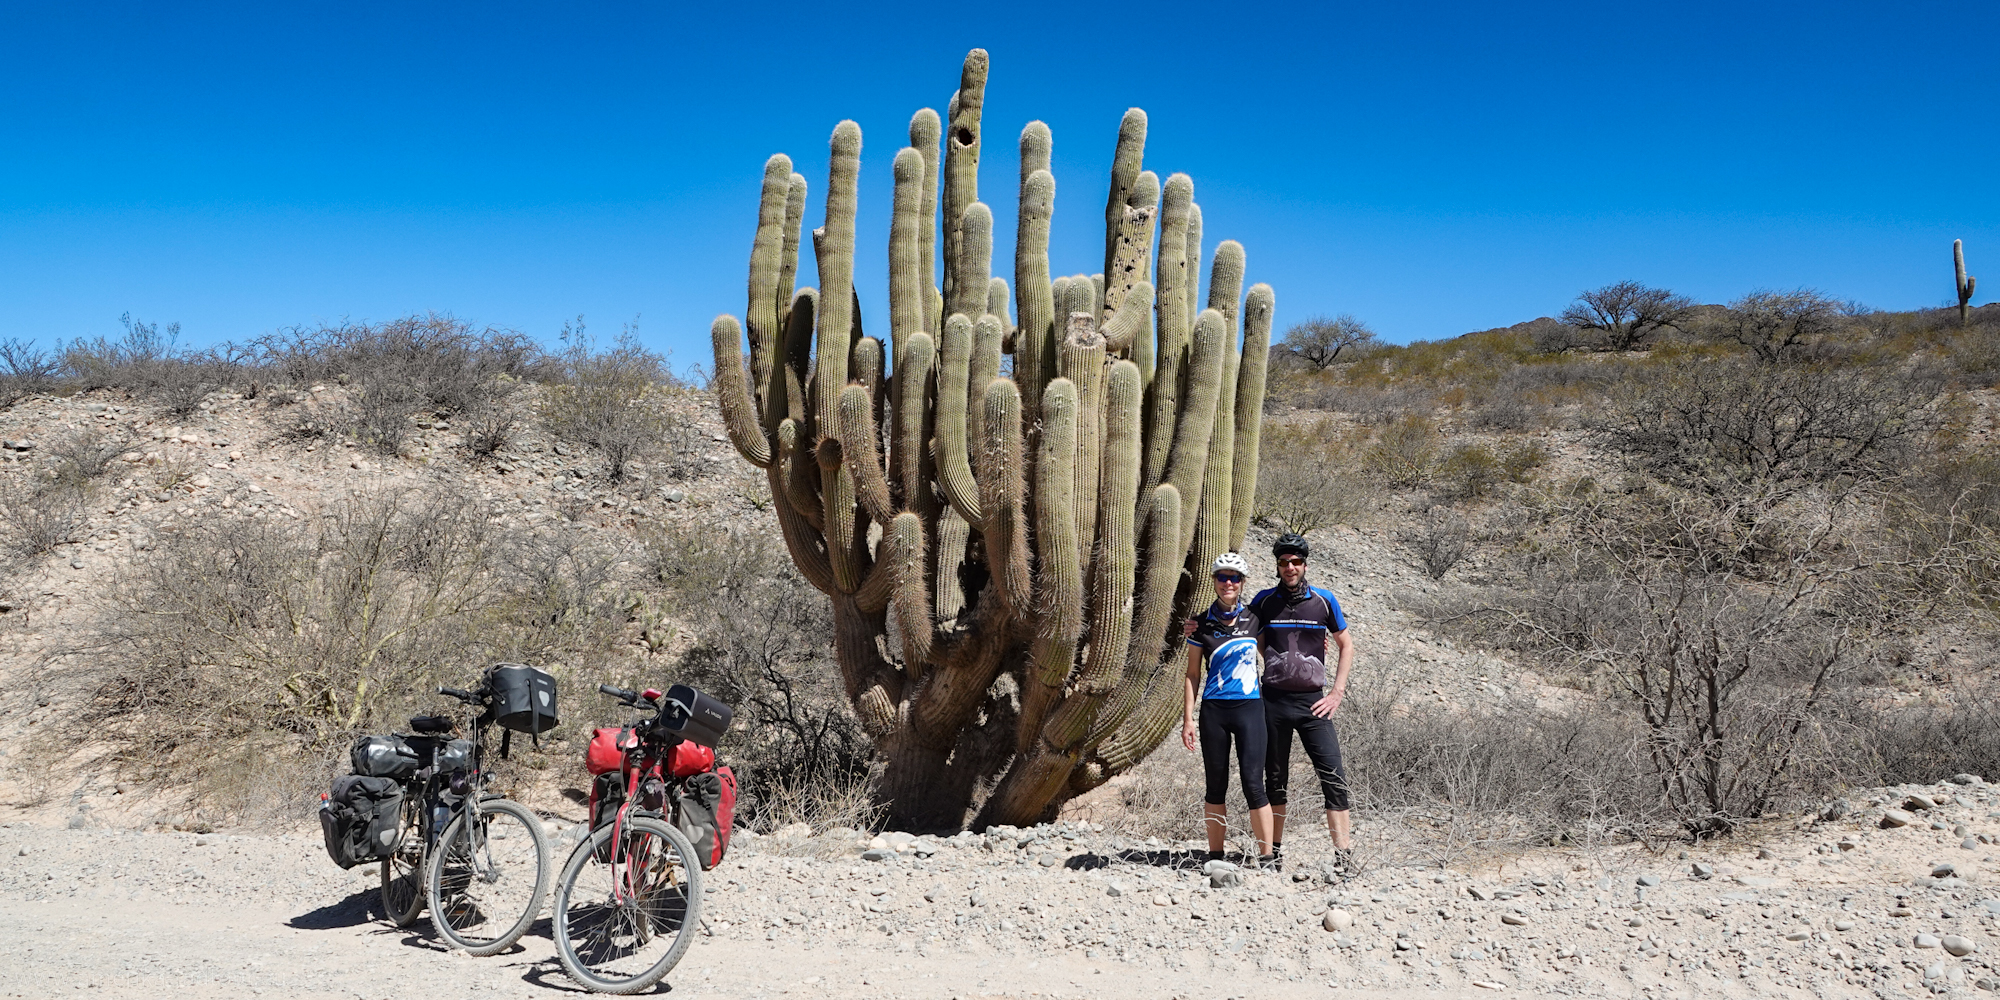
[1213,573,1244,583]
[1277,557,1306,567]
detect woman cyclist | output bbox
[1181,552,1276,868]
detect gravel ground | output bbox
[6,781,2000,1000]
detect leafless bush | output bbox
[1527,317,1586,354]
[0,338,60,407]
[251,314,542,416]
[1840,679,2000,788]
[1475,490,1865,837]
[47,430,132,487]
[638,520,872,831]
[1409,506,1472,579]
[1559,281,1695,352]
[1719,289,1846,363]
[1362,413,1442,488]
[1253,419,1373,534]
[0,476,88,561]
[540,329,680,481]
[1604,357,1941,505]
[462,400,519,457]
[60,315,242,415]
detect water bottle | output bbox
[431,801,451,837]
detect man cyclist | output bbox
[1248,532,1355,874]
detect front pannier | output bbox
[434,738,474,774]
[674,766,737,870]
[319,774,405,869]
[350,735,418,778]
[486,663,559,738]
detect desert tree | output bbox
[1282,314,1376,369]
[1722,289,1843,363]
[1558,281,1695,352]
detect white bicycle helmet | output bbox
[1211,552,1250,577]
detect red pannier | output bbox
[667,741,715,777]
[586,726,636,775]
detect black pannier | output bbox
[659,684,732,748]
[486,663,559,737]
[319,774,405,869]
[351,735,418,778]
[434,738,474,774]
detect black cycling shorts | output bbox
[1264,689,1350,811]
[1198,698,1268,809]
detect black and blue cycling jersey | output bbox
[1187,602,1262,700]
[1247,581,1348,692]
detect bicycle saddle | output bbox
[408,714,454,735]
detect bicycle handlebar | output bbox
[439,686,480,704]
[599,684,636,703]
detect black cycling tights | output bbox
[1265,689,1351,811]
[1199,698,1269,809]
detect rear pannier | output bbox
[350,735,418,778]
[674,766,737,870]
[434,738,474,774]
[319,774,405,869]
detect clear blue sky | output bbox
[1,2,1993,366]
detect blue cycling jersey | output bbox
[1187,602,1262,700]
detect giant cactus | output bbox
[710,49,1274,830]
[1957,239,1977,327]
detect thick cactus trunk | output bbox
[709,48,1274,831]
[1956,239,1977,327]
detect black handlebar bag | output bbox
[486,663,560,756]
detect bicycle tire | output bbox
[552,816,703,994]
[380,794,425,927]
[425,797,550,956]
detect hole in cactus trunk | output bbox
[955,126,975,146]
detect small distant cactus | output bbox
[1956,239,1977,326]
[709,49,1274,830]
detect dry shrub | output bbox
[1439,442,1501,499]
[0,475,88,561]
[47,429,133,487]
[0,338,61,407]
[540,330,686,482]
[1408,506,1472,580]
[1362,413,1442,488]
[1604,356,1942,506]
[1501,439,1551,483]
[252,314,542,417]
[637,520,873,831]
[1253,418,1373,535]
[60,315,241,416]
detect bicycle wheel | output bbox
[553,816,703,994]
[425,797,551,956]
[380,794,425,927]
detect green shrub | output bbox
[1363,413,1441,488]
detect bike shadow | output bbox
[288,888,387,930]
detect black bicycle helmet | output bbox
[1272,532,1310,560]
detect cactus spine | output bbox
[1957,239,1977,327]
[708,49,1273,830]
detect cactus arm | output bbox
[887,511,934,670]
[1102,109,1147,289]
[940,49,989,311]
[1020,120,1051,188]
[821,445,864,594]
[1164,308,1228,560]
[1142,173,1195,496]
[1184,203,1203,329]
[894,332,936,517]
[1228,283,1274,550]
[912,109,942,336]
[1099,280,1154,354]
[777,288,816,431]
[1015,169,1057,427]
[710,314,772,467]
[1107,171,1160,328]
[1123,483,1184,690]
[783,418,823,532]
[769,419,834,593]
[777,172,807,332]
[988,277,1013,350]
[978,378,1030,613]
[932,506,971,624]
[1058,314,1107,587]
[1191,240,1246,571]
[889,147,929,372]
[1019,377,1081,748]
[933,313,984,526]
[970,313,1005,448]
[812,122,862,447]
[951,202,994,323]
[839,384,894,525]
[747,155,793,416]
